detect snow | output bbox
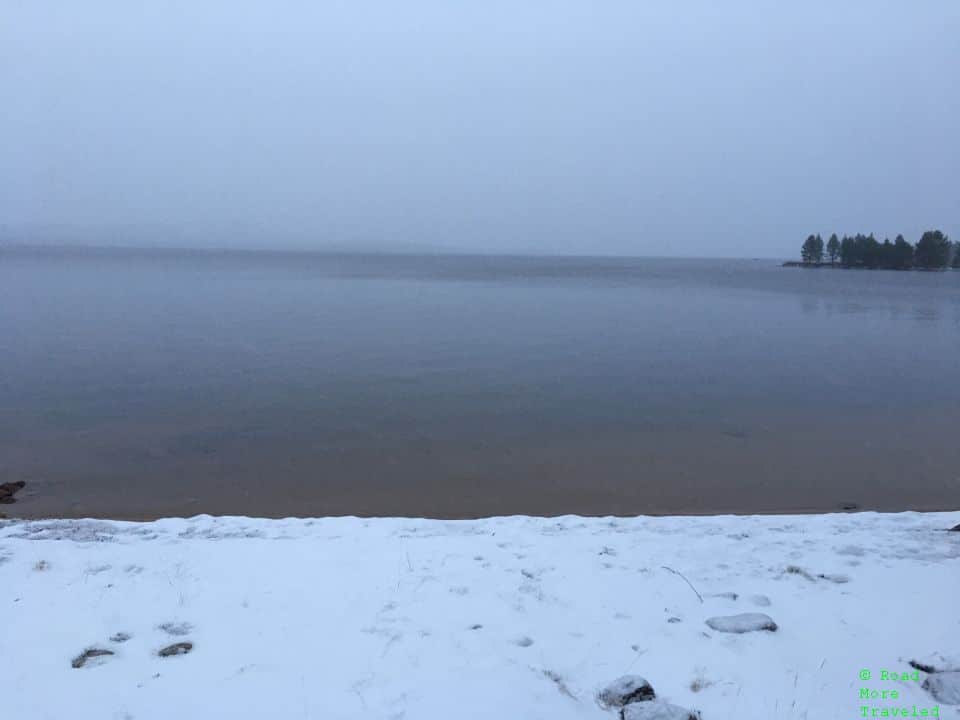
[1,511,958,719]
[924,673,960,705]
[622,700,700,719]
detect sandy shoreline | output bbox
[8,406,960,521]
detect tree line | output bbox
[799,230,957,270]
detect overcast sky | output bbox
[2,1,958,257]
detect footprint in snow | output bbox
[158,621,193,636]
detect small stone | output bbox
[158,642,193,657]
[667,616,682,623]
[708,592,738,601]
[922,671,960,705]
[910,652,960,674]
[110,632,132,643]
[621,700,701,720]
[71,648,114,668]
[597,675,656,709]
[705,613,778,633]
[513,636,534,647]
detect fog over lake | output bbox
[3,1,958,257]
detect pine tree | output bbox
[915,230,951,269]
[826,234,840,265]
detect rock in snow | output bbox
[621,700,702,720]
[597,675,656,709]
[158,642,194,657]
[0,481,26,504]
[705,613,778,633]
[71,648,114,669]
[922,671,960,705]
[910,652,960,674]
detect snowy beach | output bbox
[2,511,958,719]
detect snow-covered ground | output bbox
[1,511,958,719]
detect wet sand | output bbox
[6,407,959,520]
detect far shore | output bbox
[782,260,955,270]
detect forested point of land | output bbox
[788,230,957,270]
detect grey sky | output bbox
[2,1,958,257]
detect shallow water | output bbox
[2,246,958,518]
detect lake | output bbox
[2,246,958,518]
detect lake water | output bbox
[2,246,958,518]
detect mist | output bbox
[2,0,958,257]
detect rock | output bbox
[0,481,26,504]
[71,647,114,668]
[749,594,771,607]
[950,523,960,532]
[705,613,777,633]
[922,671,960,705]
[110,632,132,643]
[621,700,701,720]
[708,592,738,601]
[597,675,656,709]
[158,641,193,657]
[910,652,960,674]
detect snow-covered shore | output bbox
[2,511,958,719]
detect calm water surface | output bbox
[2,247,958,518]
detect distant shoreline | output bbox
[782,260,955,271]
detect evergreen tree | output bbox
[801,234,820,264]
[893,234,914,270]
[826,234,840,264]
[839,235,857,266]
[850,233,881,268]
[880,238,895,269]
[914,230,951,269]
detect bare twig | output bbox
[660,565,703,603]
